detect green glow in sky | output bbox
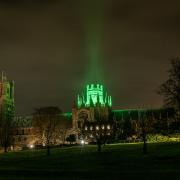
[81,0,106,84]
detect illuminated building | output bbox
[9,81,175,149]
[77,84,112,108]
[12,116,34,149]
[72,84,113,142]
[72,84,112,126]
[0,72,15,123]
[72,83,175,142]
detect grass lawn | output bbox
[0,142,180,179]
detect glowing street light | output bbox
[30,144,34,149]
[81,140,85,145]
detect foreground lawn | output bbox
[0,142,180,179]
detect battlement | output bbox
[0,72,15,120]
[77,83,112,108]
[87,84,103,91]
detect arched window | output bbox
[107,125,110,130]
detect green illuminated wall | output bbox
[77,84,112,108]
[0,73,15,121]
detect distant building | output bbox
[12,116,34,149]
[1,78,174,150]
[0,72,15,123]
[71,84,175,143]
[72,84,113,142]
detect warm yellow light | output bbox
[30,144,34,149]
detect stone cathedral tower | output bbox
[0,72,15,122]
[72,84,112,132]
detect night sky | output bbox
[0,0,180,115]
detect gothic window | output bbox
[22,129,24,135]
[18,137,21,142]
[78,111,88,122]
[107,125,110,130]
[78,121,81,128]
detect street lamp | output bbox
[30,144,34,149]
[81,140,85,145]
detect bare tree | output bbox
[138,110,153,154]
[66,134,76,145]
[95,122,115,153]
[158,58,180,116]
[33,106,62,156]
[0,117,13,152]
[55,116,71,146]
[81,108,115,153]
[0,105,14,153]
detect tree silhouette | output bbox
[33,106,62,156]
[66,134,76,145]
[158,58,180,118]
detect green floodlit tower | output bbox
[77,84,112,108]
[0,72,15,122]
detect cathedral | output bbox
[71,84,113,143]
[0,74,176,150]
[71,83,175,143]
[72,84,112,129]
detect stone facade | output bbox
[0,77,176,149]
[0,73,15,122]
[72,84,113,142]
[12,116,34,149]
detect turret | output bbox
[76,83,112,108]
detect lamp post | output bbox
[80,139,85,152]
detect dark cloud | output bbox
[0,0,180,115]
